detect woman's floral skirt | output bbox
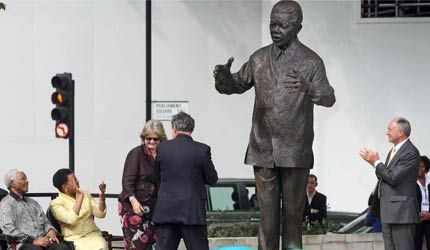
[118,199,157,250]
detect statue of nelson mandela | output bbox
[213,1,336,249]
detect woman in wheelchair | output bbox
[50,169,107,250]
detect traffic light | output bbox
[51,73,74,139]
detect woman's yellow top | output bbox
[49,191,106,241]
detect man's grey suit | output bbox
[376,139,420,250]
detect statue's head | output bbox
[270,0,303,49]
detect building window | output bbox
[361,0,430,18]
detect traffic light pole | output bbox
[146,0,152,121]
[51,73,75,171]
[69,79,75,172]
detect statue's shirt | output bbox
[216,39,336,168]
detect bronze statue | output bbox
[213,1,336,249]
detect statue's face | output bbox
[270,9,300,49]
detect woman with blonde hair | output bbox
[118,120,167,250]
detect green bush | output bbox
[207,211,258,237]
[207,211,342,237]
[208,221,258,237]
[303,219,327,235]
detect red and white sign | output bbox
[55,122,69,138]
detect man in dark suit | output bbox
[360,117,420,250]
[153,112,218,250]
[303,174,327,224]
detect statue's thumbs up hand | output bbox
[214,57,234,82]
[225,57,234,70]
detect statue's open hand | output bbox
[214,57,234,82]
[284,69,310,93]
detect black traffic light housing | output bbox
[51,73,74,139]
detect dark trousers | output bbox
[1,229,7,250]
[0,240,6,250]
[416,220,430,250]
[155,224,208,250]
[254,166,309,250]
[19,243,72,250]
[382,223,416,250]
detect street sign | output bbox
[152,101,189,121]
[55,122,69,138]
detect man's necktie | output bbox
[378,147,397,198]
[387,147,397,165]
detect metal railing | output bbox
[362,0,430,18]
[337,208,372,234]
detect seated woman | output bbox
[50,168,108,250]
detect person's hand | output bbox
[75,186,84,195]
[130,197,144,216]
[214,57,234,83]
[420,211,430,220]
[72,179,82,194]
[69,178,83,196]
[46,229,59,244]
[99,180,106,195]
[310,208,319,214]
[283,68,310,94]
[74,186,85,201]
[359,148,380,166]
[33,237,50,247]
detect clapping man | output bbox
[360,117,420,250]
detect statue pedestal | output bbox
[182,233,384,250]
